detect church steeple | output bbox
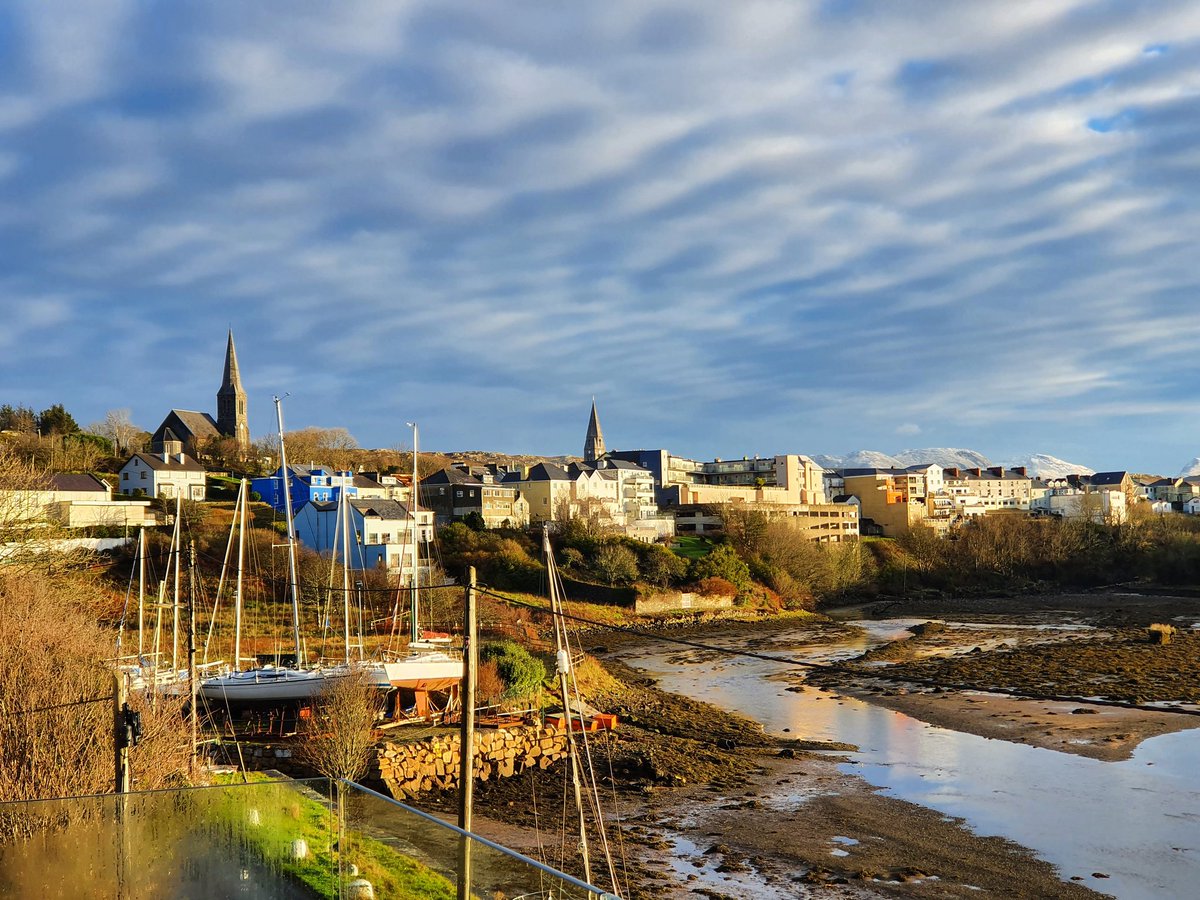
[583,399,605,463]
[216,329,249,449]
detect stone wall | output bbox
[375,724,567,799]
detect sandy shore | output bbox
[806,677,1199,761]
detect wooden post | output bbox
[457,566,478,900]
[113,670,130,794]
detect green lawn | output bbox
[211,773,454,899]
[671,535,715,559]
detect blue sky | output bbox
[2,1,1199,473]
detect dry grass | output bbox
[0,567,193,833]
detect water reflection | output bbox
[617,624,1200,900]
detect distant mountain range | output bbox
[1180,458,1200,477]
[811,448,1094,479]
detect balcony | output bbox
[0,776,611,899]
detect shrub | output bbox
[475,659,506,708]
[690,543,752,595]
[693,576,738,598]
[638,544,689,586]
[480,641,546,700]
[591,542,639,586]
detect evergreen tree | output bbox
[0,404,37,433]
[36,404,79,436]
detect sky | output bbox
[2,1,1199,474]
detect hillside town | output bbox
[2,331,1194,568]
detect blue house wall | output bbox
[251,465,358,513]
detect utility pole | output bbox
[113,670,130,794]
[457,566,478,900]
[113,669,131,898]
[188,540,199,780]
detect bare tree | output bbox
[281,427,360,471]
[298,668,382,782]
[87,409,143,456]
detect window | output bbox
[140,471,147,480]
[455,490,463,498]
[122,472,129,481]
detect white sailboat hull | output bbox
[199,666,347,702]
[372,652,463,691]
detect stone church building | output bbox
[149,330,250,454]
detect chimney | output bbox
[944,467,959,478]
[988,466,1004,477]
[1012,466,1027,477]
[968,467,982,477]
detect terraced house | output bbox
[420,466,528,528]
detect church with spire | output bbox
[215,330,250,448]
[583,399,605,463]
[149,330,251,455]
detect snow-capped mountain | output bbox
[1002,454,1094,479]
[812,447,1093,478]
[1180,457,1200,477]
[893,448,992,469]
[809,449,900,469]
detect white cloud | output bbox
[3,0,1200,470]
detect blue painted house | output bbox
[252,464,358,513]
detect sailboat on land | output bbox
[199,396,337,704]
[363,423,463,707]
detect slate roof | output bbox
[523,462,571,481]
[127,452,205,472]
[601,458,647,471]
[347,498,416,519]
[49,473,109,492]
[422,467,484,486]
[964,469,1029,482]
[165,409,220,441]
[1089,471,1129,486]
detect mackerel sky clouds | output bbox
[2,1,1199,472]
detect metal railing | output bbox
[0,776,615,899]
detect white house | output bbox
[119,452,207,501]
[0,473,154,529]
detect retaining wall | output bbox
[375,724,568,798]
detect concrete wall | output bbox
[633,590,733,615]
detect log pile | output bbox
[376,724,568,799]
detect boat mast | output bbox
[341,481,351,666]
[234,477,247,671]
[171,494,182,673]
[136,527,145,659]
[544,525,593,885]
[407,421,420,645]
[275,395,304,666]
